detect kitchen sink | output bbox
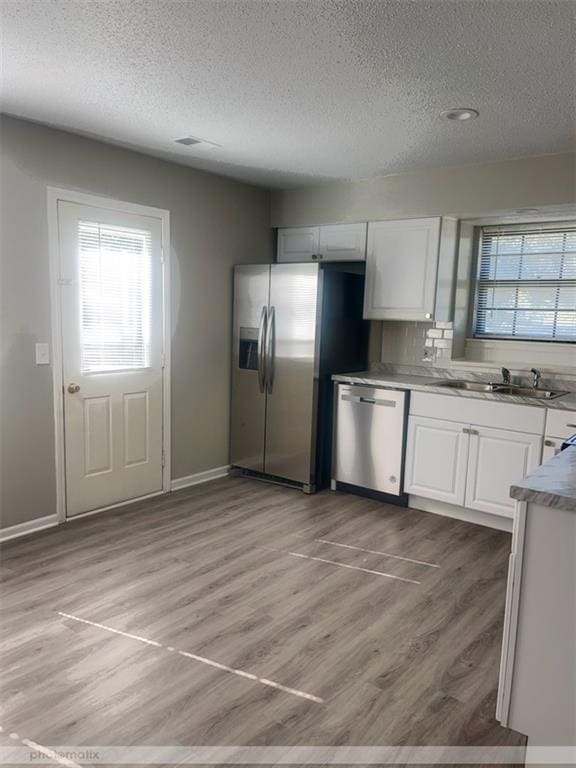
[495,385,568,399]
[429,380,500,393]
[429,380,568,400]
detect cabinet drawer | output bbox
[410,392,545,434]
[545,408,576,439]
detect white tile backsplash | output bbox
[381,320,455,365]
[380,321,431,365]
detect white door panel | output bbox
[405,415,468,505]
[465,427,542,518]
[58,201,164,516]
[84,396,112,475]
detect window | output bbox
[79,221,152,373]
[473,222,576,342]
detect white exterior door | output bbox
[404,415,469,505]
[465,427,542,518]
[58,201,165,517]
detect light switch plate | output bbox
[35,343,50,365]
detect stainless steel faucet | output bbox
[501,367,511,385]
[531,368,541,389]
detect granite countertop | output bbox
[510,447,576,512]
[332,371,576,411]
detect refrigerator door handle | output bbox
[266,305,276,393]
[257,305,268,393]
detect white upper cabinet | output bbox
[277,227,319,262]
[317,223,367,261]
[363,217,442,321]
[277,223,366,263]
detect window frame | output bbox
[470,220,576,344]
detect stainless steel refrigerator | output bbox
[230,262,369,493]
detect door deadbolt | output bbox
[67,383,81,394]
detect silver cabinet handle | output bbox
[266,305,276,394]
[567,423,576,428]
[425,313,432,319]
[257,306,267,394]
[544,439,556,447]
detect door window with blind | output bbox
[79,221,153,372]
[472,222,576,342]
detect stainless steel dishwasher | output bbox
[332,383,409,503]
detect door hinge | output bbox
[161,448,166,468]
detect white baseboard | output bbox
[0,514,59,543]
[408,495,513,532]
[171,465,230,491]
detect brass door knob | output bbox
[67,383,81,394]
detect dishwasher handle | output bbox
[340,393,397,407]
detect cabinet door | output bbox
[318,223,367,261]
[404,416,469,505]
[364,217,441,320]
[277,227,319,262]
[465,427,542,518]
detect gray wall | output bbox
[0,116,271,529]
[271,153,576,227]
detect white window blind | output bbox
[474,223,576,342]
[79,221,152,373]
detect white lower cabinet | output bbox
[404,416,469,505]
[405,415,543,520]
[542,438,562,463]
[465,427,541,518]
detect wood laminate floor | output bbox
[0,478,526,766]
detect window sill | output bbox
[454,338,576,373]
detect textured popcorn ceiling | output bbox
[1,0,575,188]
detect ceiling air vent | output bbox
[175,136,203,146]
[174,136,220,150]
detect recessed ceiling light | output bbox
[440,108,479,122]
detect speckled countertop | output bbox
[332,370,576,411]
[510,448,576,512]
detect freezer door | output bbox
[230,265,270,471]
[265,263,319,484]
